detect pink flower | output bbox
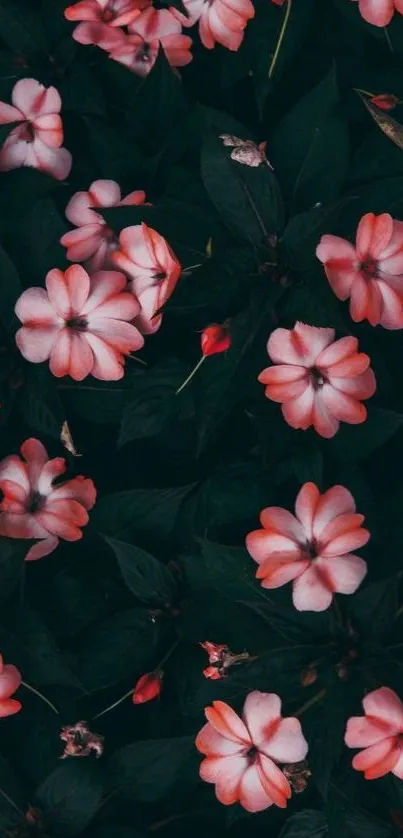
[60,180,146,272]
[246,481,369,612]
[111,222,182,334]
[258,322,376,438]
[316,213,403,330]
[15,266,144,381]
[0,79,72,181]
[172,0,254,51]
[351,0,403,27]
[109,8,192,76]
[0,655,22,718]
[64,0,148,50]
[0,438,96,561]
[345,687,403,779]
[195,691,308,812]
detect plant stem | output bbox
[93,639,180,720]
[384,27,394,53]
[21,681,59,715]
[395,604,403,620]
[175,356,205,395]
[294,687,326,718]
[269,0,292,80]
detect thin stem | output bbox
[127,354,147,366]
[332,596,343,629]
[21,681,59,715]
[354,88,374,98]
[269,0,292,80]
[294,687,327,718]
[93,639,180,720]
[384,27,394,53]
[92,688,134,720]
[0,786,24,817]
[183,263,202,272]
[175,356,205,395]
[395,604,403,620]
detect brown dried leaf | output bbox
[60,420,81,457]
[357,90,403,151]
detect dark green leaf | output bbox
[103,536,177,606]
[347,577,398,638]
[76,608,166,691]
[0,0,47,57]
[201,132,284,247]
[329,408,403,461]
[0,538,31,600]
[118,361,188,446]
[306,685,347,799]
[108,736,193,801]
[279,810,327,838]
[0,752,25,830]
[91,484,194,541]
[35,761,103,837]
[271,65,349,212]
[0,243,21,330]
[0,608,79,688]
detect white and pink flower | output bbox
[15,265,144,381]
[0,79,72,181]
[172,0,254,51]
[109,8,193,76]
[60,179,146,272]
[0,438,96,561]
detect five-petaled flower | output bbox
[351,0,403,27]
[316,213,403,329]
[0,438,96,561]
[258,321,376,438]
[0,78,72,180]
[64,0,147,49]
[15,265,144,381]
[0,655,22,718]
[60,179,147,272]
[196,691,308,812]
[111,222,182,334]
[171,0,254,51]
[246,482,369,611]
[109,8,193,76]
[345,687,403,779]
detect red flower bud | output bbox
[132,670,163,704]
[370,93,399,111]
[300,667,318,687]
[200,641,228,663]
[201,323,231,357]
[203,666,223,680]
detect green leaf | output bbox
[281,201,347,269]
[76,608,166,691]
[108,736,193,801]
[201,132,284,247]
[0,538,31,600]
[329,408,403,461]
[127,49,187,151]
[0,0,47,57]
[0,607,79,688]
[271,65,349,212]
[304,684,347,799]
[182,540,257,601]
[18,366,64,440]
[35,761,103,837]
[0,242,21,330]
[0,752,26,830]
[118,361,187,446]
[195,283,283,451]
[0,169,60,232]
[103,536,177,606]
[279,810,327,838]
[347,577,398,638]
[91,484,194,541]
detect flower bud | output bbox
[132,670,163,704]
[203,666,222,680]
[201,323,231,357]
[370,93,399,111]
[300,667,318,687]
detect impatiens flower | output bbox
[132,670,163,703]
[111,223,182,334]
[351,0,403,27]
[201,322,231,356]
[345,687,403,779]
[15,266,144,381]
[109,8,193,76]
[246,481,369,612]
[220,135,272,168]
[0,78,72,180]
[200,641,254,680]
[0,655,22,718]
[60,721,104,759]
[0,438,96,561]
[60,180,147,272]
[316,213,403,329]
[258,322,376,438]
[64,0,148,49]
[172,0,254,51]
[195,691,308,812]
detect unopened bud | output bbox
[132,670,163,704]
[300,667,318,687]
[201,322,231,357]
[370,93,399,111]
